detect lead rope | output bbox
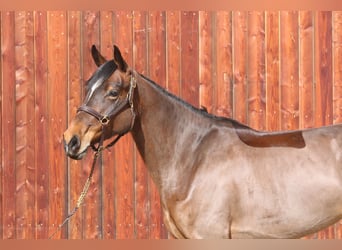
[48,134,123,239]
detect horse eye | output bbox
[107,90,119,98]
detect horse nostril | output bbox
[69,135,81,152]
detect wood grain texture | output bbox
[181,11,199,107]
[280,11,299,131]
[215,11,233,118]
[47,11,68,239]
[199,11,214,113]
[166,11,181,98]
[247,11,266,130]
[315,11,333,128]
[1,11,16,239]
[14,11,35,239]
[265,11,280,131]
[299,11,314,130]
[34,11,49,239]
[232,11,248,124]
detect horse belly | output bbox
[166,202,231,239]
[231,211,342,239]
[230,166,342,238]
[163,177,234,238]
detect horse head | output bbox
[63,45,136,160]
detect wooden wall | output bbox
[1,11,342,239]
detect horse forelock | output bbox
[85,60,117,103]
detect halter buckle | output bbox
[100,116,110,125]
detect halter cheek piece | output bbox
[77,71,137,152]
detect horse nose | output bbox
[66,135,81,154]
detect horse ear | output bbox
[113,45,128,72]
[91,45,107,67]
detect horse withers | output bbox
[63,45,342,238]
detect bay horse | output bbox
[63,45,342,239]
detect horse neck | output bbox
[130,74,209,187]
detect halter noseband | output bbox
[77,73,137,152]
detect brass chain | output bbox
[48,150,100,239]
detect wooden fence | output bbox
[0,10,342,239]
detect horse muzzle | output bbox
[63,134,88,160]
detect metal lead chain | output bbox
[48,133,124,239]
[48,151,99,239]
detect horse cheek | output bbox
[111,110,133,134]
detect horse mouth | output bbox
[67,150,87,160]
[64,142,89,160]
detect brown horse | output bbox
[63,45,342,239]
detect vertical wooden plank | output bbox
[47,11,68,239]
[215,11,233,118]
[299,11,314,130]
[232,11,248,124]
[1,11,16,239]
[99,10,116,239]
[147,10,167,239]
[14,10,35,239]
[247,11,266,130]
[280,11,299,131]
[34,11,49,239]
[133,10,150,239]
[199,11,213,113]
[81,11,102,239]
[67,10,83,239]
[315,11,333,128]
[333,11,342,126]
[181,11,199,107]
[315,11,334,239]
[265,11,280,131]
[166,11,181,97]
[113,10,135,239]
[148,11,166,90]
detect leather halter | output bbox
[77,73,137,152]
